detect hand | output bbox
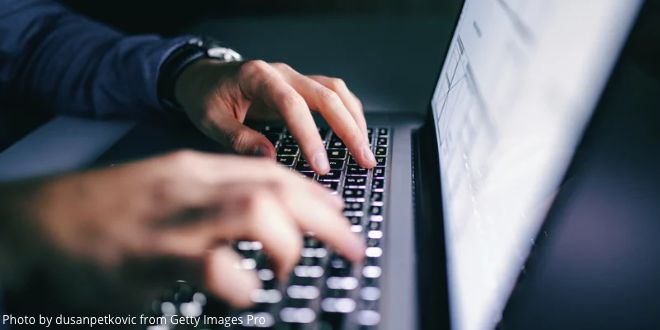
[175,59,377,174]
[0,151,364,313]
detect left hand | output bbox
[174,59,377,175]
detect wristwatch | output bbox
[158,37,243,111]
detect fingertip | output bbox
[344,234,366,262]
[205,247,262,309]
[312,149,331,175]
[360,145,377,168]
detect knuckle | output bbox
[242,188,271,215]
[279,92,305,114]
[239,60,269,77]
[318,88,341,106]
[167,149,199,166]
[329,77,346,90]
[230,129,251,151]
[271,62,291,71]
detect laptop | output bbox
[93,0,647,329]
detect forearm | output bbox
[0,0,189,118]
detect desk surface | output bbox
[0,17,453,181]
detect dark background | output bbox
[58,0,462,35]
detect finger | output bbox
[153,184,303,280]
[270,180,365,262]
[161,152,341,208]
[197,111,276,158]
[234,187,303,279]
[204,245,261,308]
[274,65,376,169]
[309,75,368,140]
[238,60,330,174]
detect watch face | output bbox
[207,47,243,62]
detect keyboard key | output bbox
[300,171,315,179]
[327,149,347,159]
[320,181,339,191]
[376,157,386,166]
[375,147,387,156]
[250,289,282,304]
[328,256,351,277]
[301,247,327,258]
[347,165,368,176]
[328,140,345,148]
[367,230,383,239]
[358,310,381,326]
[294,265,324,278]
[343,189,365,199]
[347,157,358,165]
[329,159,345,170]
[277,156,295,166]
[369,206,383,215]
[326,277,359,291]
[372,179,384,190]
[362,266,382,279]
[278,145,299,156]
[360,287,381,302]
[295,160,313,171]
[257,268,275,281]
[378,128,389,136]
[321,298,356,313]
[365,247,383,258]
[280,307,316,324]
[367,221,381,231]
[318,170,342,181]
[287,285,320,300]
[344,176,367,187]
[344,202,364,212]
[370,192,383,202]
[348,216,362,225]
[373,167,385,178]
[376,137,388,146]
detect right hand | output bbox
[0,150,364,313]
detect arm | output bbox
[0,0,187,118]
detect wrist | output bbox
[158,37,242,112]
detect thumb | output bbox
[200,112,276,158]
[204,245,261,309]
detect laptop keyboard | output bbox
[149,126,390,330]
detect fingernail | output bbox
[313,150,330,174]
[362,145,376,166]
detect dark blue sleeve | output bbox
[0,0,191,118]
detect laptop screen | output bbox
[430,1,643,329]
